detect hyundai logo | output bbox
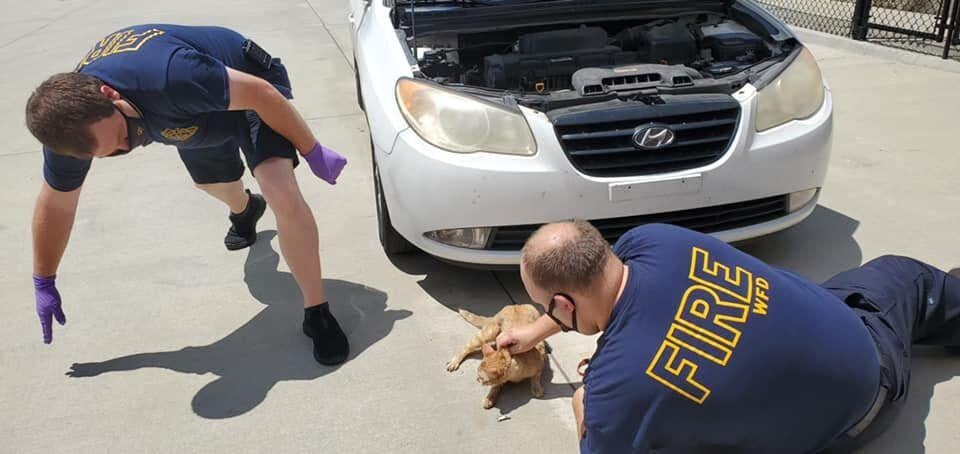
[633,125,676,149]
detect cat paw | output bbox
[446,359,461,372]
[482,398,495,409]
[531,386,545,398]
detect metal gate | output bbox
[851,0,960,58]
[757,0,960,60]
[951,0,960,48]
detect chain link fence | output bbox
[755,0,960,60]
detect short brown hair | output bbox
[25,72,115,158]
[521,219,612,292]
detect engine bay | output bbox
[410,14,783,100]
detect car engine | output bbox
[416,16,771,96]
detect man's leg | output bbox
[903,263,960,346]
[196,180,249,214]
[177,146,267,251]
[823,255,960,400]
[829,255,960,344]
[818,257,935,450]
[252,158,324,307]
[253,157,348,365]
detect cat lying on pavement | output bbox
[447,304,547,409]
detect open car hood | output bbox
[396,0,732,4]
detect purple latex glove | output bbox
[304,143,347,185]
[34,275,66,344]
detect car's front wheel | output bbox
[371,141,415,255]
[354,60,364,111]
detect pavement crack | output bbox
[303,0,353,68]
[492,272,520,306]
[549,354,582,391]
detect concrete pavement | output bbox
[1,1,959,452]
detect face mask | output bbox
[124,111,153,149]
[108,106,152,157]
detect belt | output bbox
[845,384,887,438]
[845,320,891,438]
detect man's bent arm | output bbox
[499,313,563,353]
[225,67,317,154]
[33,182,81,277]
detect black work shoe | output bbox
[225,190,266,251]
[303,303,350,365]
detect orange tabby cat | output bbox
[447,304,546,409]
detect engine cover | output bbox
[699,21,767,62]
[483,27,638,92]
[572,64,704,96]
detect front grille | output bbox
[552,96,741,177]
[487,195,788,251]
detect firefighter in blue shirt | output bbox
[27,24,349,365]
[498,220,960,453]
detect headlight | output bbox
[755,47,825,132]
[395,78,537,156]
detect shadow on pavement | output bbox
[491,360,579,416]
[737,205,863,283]
[65,230,411,419]
[388,252,519,317]
[829,347,960,454]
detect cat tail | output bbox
[458,309,493,328]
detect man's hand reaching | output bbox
[496,324,539,355]
[34,275,66,344]
[497,313,564,354]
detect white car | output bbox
[348,0,832,267]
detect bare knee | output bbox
[264,186,304,219]
[255,159,305,218]
[573,386,584,413]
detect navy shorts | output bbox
[176,110,300,185]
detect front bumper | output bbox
[377,83,834,266]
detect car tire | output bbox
[371,142,415,255]
[354,61,365,111]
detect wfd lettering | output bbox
[645,247,771,404]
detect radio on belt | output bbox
[242,39,273,70]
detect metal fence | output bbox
[756,0,960,60]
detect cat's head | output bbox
[477,342,511,386]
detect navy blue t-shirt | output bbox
[581,224,880,454]
[43,24,292,191]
